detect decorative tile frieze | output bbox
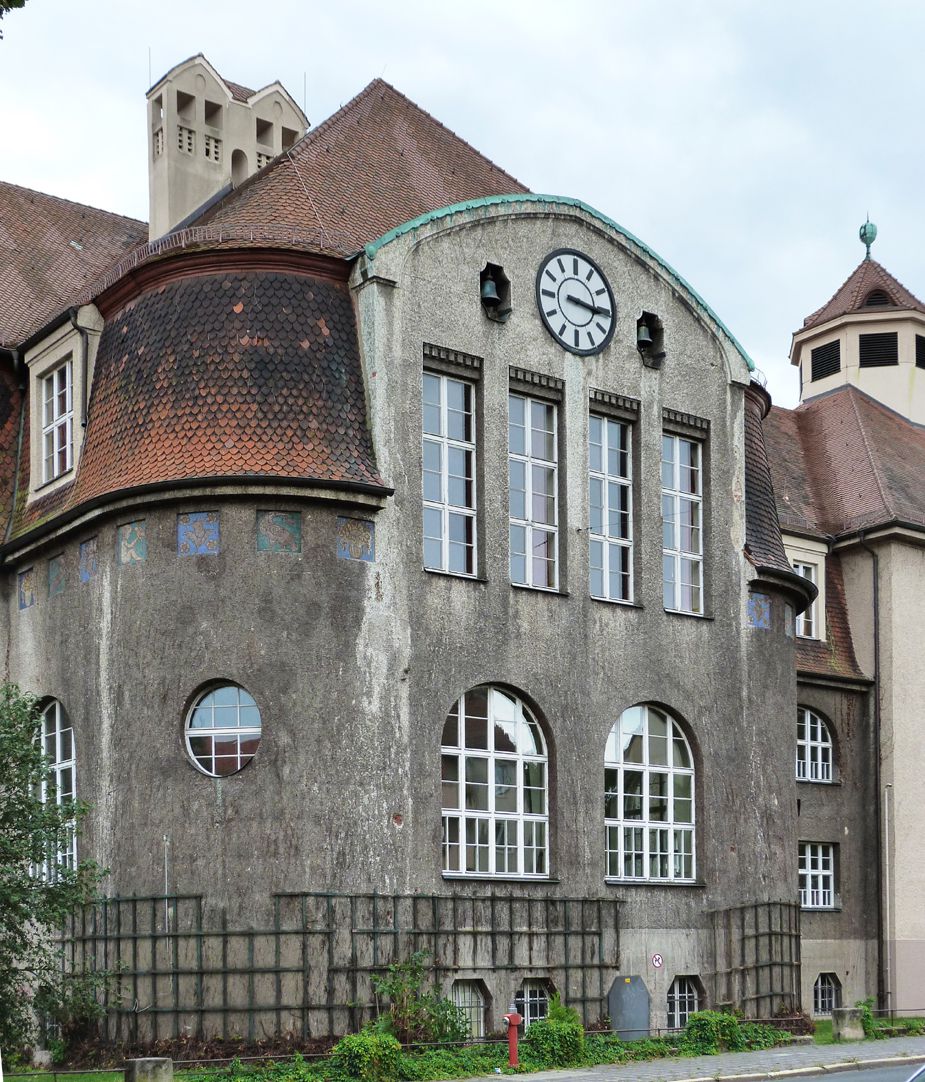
[508,366,564,396]
[117,521,148,565]
[178,511,220,556]
[79,537,99,582]
[589,388,640,415]
[423,342,483,373]
[48,555,66,598]
[257,511,302,553]
[747,593,772,630]
[663,407,710,432]
[336,517,375,562]
[18,568,35,610]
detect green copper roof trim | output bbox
[363,193,754,372]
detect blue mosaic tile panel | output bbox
[117,521,148,565]
[784,604,795,639]
[336,517,375,562]
[747,593,771,630]
[79,537,99,583]
[18,568,35,610]
[257,511,302,553]
[178,511,220,556]
[48,556,66,598]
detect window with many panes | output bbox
[799,842,837,909]
[452,980,486,1038]
[514,980,549,1030]
[38,700,77,878]
[813,973,841,1016]
[509,394,558,590]
[605,705,695,882]
[186,684,262,777]
[42,360,74,484]
[661,434,703,614]
[793,563,818,637]
[667,976,700,1029]
[796,707,833,782]
[422,372,477,576]
[441,685,548,878]
[589,414,632,602]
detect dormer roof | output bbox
[801,258,925,332]
[196,78,529,253]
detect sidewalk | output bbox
[472,1035,925,1082]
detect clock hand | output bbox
[566,294,611,317]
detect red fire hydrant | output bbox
[502,1003,523,1067]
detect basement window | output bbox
[810,340,840,382]
[859,331,898,368]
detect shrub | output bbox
[331,1032,401,1082]
[547,993,582,1027]
[856,997,878,1038]
[681,1010,746,1054]
[522,1018,585,1066]
[370,951,469,1045]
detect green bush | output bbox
[370,951,469,1045]
[856,997,878,1038]
[330,1032,401,1082]
[522,1018,586,1066]
[681,1010,747,1054]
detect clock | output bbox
[535,248,616,355]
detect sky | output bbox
[2,0,923,407]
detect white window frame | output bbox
[589,413,633,603]
[441,685,549,879]
[796,707,834,782]
[667,976,700,1029]
[799,841,837,909]
[661,434,704,615]
[509,393,558,591]
[793,562,819,638]
[514,980,549,1030]
[452,980,486,1038]
[605,704,696,883]
[38,700,77,879]
[813,972,841,1016]
[185,684,263,777]
[41,360,74,484]
[422,371,477,576]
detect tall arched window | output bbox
[441,685,548,877]
[39,700,77,877]
[604,704,695,881]
[796,707,833,782]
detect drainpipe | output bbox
[858,530,885,1011]
[68,307,90,427]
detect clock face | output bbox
[535,248,616,355]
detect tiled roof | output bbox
[198,78,529,252]
[743,384,793,574]
[764,384,925,537]
[796,554,866,683]
[801,258,925,331]
[9,270,384,538]
[224,78,256,103]
[0,181,147,348]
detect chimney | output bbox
[146,54,308,241]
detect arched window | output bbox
[667,975,701,1029]
[604,704,695,881]
[813,972,841,1015]
[186,684,262,777]
[452,980,488,1038]
[514,979,550,1030]
[796,707,833,782]
[39,700,77,877]
[441,685,548,877]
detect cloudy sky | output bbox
[2,0,921,405]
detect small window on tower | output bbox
[859,332,898,368]
[810,340,840,382]
[862,289,891,307]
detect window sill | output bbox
[591,596,642,610]
[32,467,75,496]
[605,877,704,888]
[796,778,840,787]
[800,905,842,913]
[442,874,560,884]
[797,635,827,644]
[664,608,714,621]
[424,567,487,584]
[511,583,570,598]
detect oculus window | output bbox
[186,684,262,777]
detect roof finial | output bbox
[859,216,877,260]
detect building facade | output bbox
[7,56,904,1045]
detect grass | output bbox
[813,1019,834,1044]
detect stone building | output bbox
[764,233,925,1018]
[4,54,896,1044]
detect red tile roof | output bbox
[743,384,794,574]
[0,362,23,541]
[796,554,866,683]
[764,385,925,537]
[0,181,147,348]
[10,269,384,538]
[224,78,256,103]
[801,258,925,331]
[198,78,529,252]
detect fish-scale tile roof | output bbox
[198,78,529,252]
[796,554,866,683]
[801,258,925,331]
[0,181,147,348]
[0,363,22,541]
[743,383,794,574]
[10,270,384,538]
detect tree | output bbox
[0,683,102,1055]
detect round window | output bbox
[186,685,262,777]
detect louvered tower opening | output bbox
[863,289,892,307]
[859,332,898,367]
[811,340,841,381]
